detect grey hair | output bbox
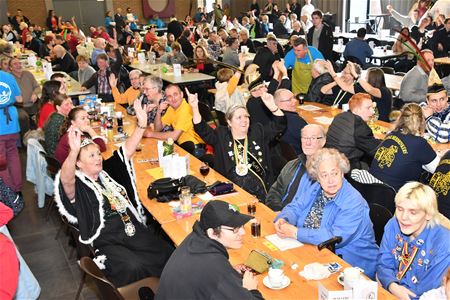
[143,75,163,93]
[301,124,326,139]
[306,148,350,180]
[225,104,248,122]
[129,69,142,77]
[312,59,327,75]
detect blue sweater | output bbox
[276,174,379,278]
[377,218,450,299]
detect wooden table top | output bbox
[162,202,396,300]
[129,61,215,84]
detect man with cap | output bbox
[422,84,450,143]
[156,200,262,300]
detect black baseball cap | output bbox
[427,84,446,95]
[200,200,253,230]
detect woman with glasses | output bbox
[274,148,379,279]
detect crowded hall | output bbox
[2,0,450,299]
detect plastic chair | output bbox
[369,203,393,245]
[79,257,159,300]
[347,176,397,214]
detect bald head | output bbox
[53,45,66,58]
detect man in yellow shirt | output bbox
[109,69,142,105]
[145,84,206,157]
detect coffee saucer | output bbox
[263,275,291,290]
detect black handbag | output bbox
[147,175,207,203]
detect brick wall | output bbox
[7,0,48,27]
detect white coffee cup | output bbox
[115,111,122,118]
[343,267,361,290]
[241,46,248,54]
[268,268,284,288]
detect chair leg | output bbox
[45,199,55,221]
[75,271,86,300]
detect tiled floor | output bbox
[8,150,101,300]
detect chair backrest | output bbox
[394,72,406,76]
[79,257,124,300]
[279,141,298,162]
[215,110,227,126]
[347,176,397,214]
[44,155,61,179]
[198,101,217,126]
[380,66,395,75]
[369,203,393,245]
[61,216,94,259]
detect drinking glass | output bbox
[199,162,210,184]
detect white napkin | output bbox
[299,263,331,280]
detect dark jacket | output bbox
[178,35,194,58]
[306,73,334,103]
[326,111,381,169]
[156,222,263,300]
[253,47,281,81]
[52,52,77,74]
[273,21,289,39]
[82,48,123,102]
[25,38,42,56]
[265,154,307,211]
[167,20,184,40]
[307,22,334,60]
[240,39,256,53]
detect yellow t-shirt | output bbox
[161,100,205,145]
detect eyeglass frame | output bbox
[301,136,324,142]
[221,225,244,234]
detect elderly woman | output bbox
[55,100,173,287]
[377,182,450,300]
[189,90,286,201]
[55,107,106,164]
[369,103,440,191]
[274,148,379,278]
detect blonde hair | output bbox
[394,103,425,136]
[395,182,441,228]
[306,148,350,180]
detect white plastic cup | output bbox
[342,103,349,112]
[343,267,361,290]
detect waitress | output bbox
[188,89,286,201]
[284,37,324,95]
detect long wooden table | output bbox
[95,104,396,299]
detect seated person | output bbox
[144,84,205,158]
[428,151,450,219]
[55,100,174,288]
[55,107,106,164]
[274,148,379,278]
[37,80,66,128]
[326,93,381,169]
[156,200,262,299]
[81,40,123,103]
[320,61,361,108]
[214,56,246,115]
[186,45,215,75]
[252,36,281,82]
[51,45,77,74]
[377,182,450,300]
[274,88,307,154]
[266,124,326,211]
[43,94,73,157]
[158,42,188,66]
[139,75,170,128]
[222,37,240,68]
[0,203,19,299]
[239,28,255,53]
[399,50,434,104]
[370,103,440,191]
[343,28,373,68]
[422,84,450,144]
[76,55,96,94]
[110,70,141,106]
[190,90,286,201]
[305,59,333,104]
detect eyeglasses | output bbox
[301,136,324,142]
[221,226,243,234]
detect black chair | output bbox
[369,203,393,245]
[318,236,343,254]
[380,66,395,75]
[279,141,298,162]
[215,110,227,126]
[79,257,159,300]
[44,154,61,222]
[198,102,217,127]
[347,176,397,214]
[394,72,406,76]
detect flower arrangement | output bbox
[162,138,174,156]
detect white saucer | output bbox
[263,275,291,290]
[337,273,344,286]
